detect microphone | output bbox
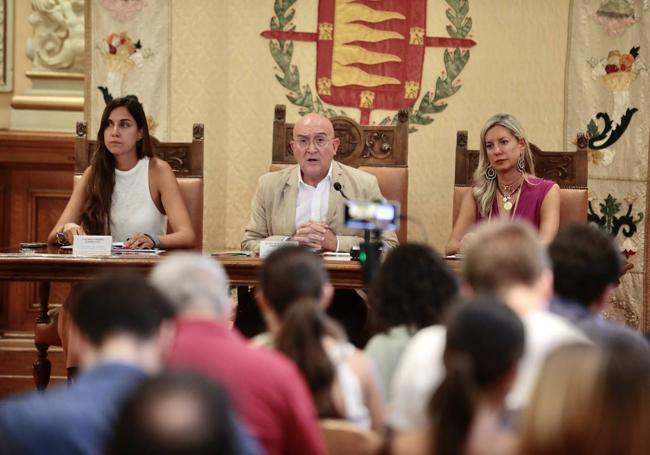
[333,182,351,200]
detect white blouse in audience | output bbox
[388,311,589,431]
[389,325,447,431]
[329,341,371,429]
[365,325,413,402]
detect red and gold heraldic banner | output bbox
[263,0,475,124]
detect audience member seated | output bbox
[461,220,588,409]
[253,245,333,345]
[0,273,175,455]
[518,342,650,454]
[277,299,384,433]
[150,253,325,455]
[446,113,560,255]
[254,246,384,433]
[392,296,525,455]
[43,95,196,372]
[107,372,260,455]
[390,220,586,431]
[548,223,648,350]
[365,243,459,401]
[241,112,397,253]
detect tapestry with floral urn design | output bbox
[566,0,650,330]
[86,0,171,140]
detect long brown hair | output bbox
[275,299,343,419]
[429,298,524,455]
[80,95,153,234]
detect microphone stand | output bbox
[360,228,382,286]
[335,182,383,285]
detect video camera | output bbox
[343,199,400,285]
[343,200,400,232]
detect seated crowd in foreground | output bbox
[1,220,649,455]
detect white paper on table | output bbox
[260,240,299,258]
[72,235,112,257]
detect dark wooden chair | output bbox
[234,105,410,340]
[453,130,589,226]
[271,104,409,242]
[32,122,204,390]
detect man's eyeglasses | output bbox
[294,135,332,149]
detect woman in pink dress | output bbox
[446,114,560,255]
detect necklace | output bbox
[497,181,522,211]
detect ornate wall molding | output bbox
[0,0,14,92]
[11,0,84,119]
[27,0,85,73]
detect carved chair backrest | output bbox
[74,121,204,247]
[453,130,589,226]
[271,104,409,242]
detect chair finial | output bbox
[76,121,87,138]
[577,132,588,149]
[275,104,286,122]
[397,108,409,125]
[192,123,204,141]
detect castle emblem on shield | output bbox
[262,0,477,127]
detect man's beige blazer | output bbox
[241,161,398,253]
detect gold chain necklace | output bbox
[497,182,522,211]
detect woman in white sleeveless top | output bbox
[45,96,194,372]
[47,95,195,249]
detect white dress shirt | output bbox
[295,164,332,228]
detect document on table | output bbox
[62,242,165,255]
[322,252,352,261]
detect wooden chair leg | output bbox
[233,286,266,339]
[33,342,51,390]
[33,281,52,390]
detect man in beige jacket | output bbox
[242,113,397,253]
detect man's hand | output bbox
[291,221,337,252]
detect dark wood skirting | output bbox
[0,130,74,331]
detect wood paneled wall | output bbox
[0,131,74,331]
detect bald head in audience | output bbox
[108,372,243,455]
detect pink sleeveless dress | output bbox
[476,176,555,228]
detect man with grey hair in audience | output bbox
[389,220,587,431]
[150,253,325,455]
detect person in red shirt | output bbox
[150,253,325,455]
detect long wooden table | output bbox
[0,247,365,288]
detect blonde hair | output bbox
[519,343,650,455]
[473,113,536,217]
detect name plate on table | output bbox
[260,240,298,258]
[72,235,112,256]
